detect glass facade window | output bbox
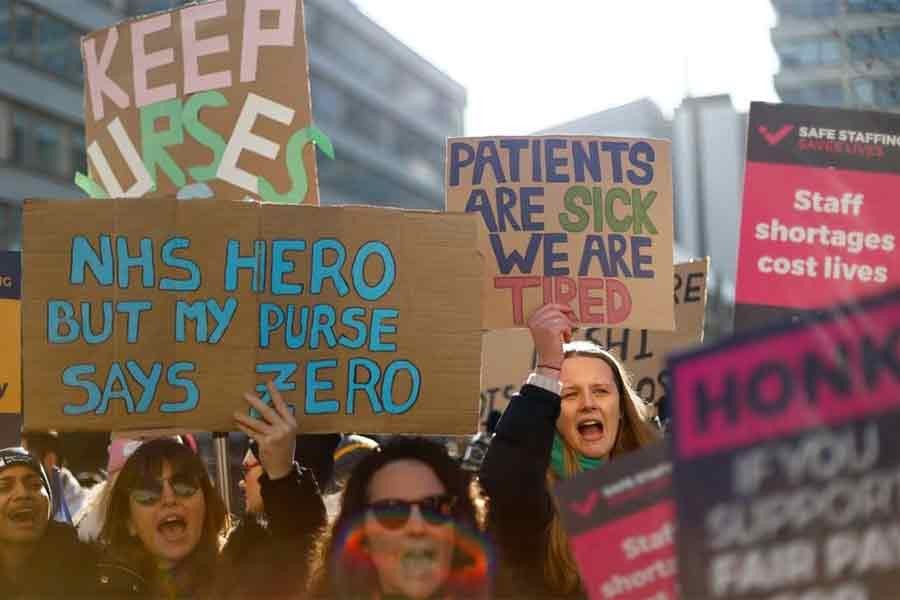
[11,110,25,165]
[0,1,85,84]
[781,84,846,107]
[775,0,838,18]
[849,27,900,62]
[344,97,383,143]
[0,201,22,251]
[7,106,78,178]
[847,0,900,13]
[778,37,843,67]
[72,131,86,175]
[34,122,60,169]
[12,2,34,62]
[0,1,9,55]
[310,76,344,126]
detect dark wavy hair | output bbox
[100,438,228,596]
[313,437,492,599]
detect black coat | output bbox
[0,520,99,600]
[479,384,585,599]
[217,463,326,599]
[95,463,326,599]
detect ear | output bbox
[127,516,137,537]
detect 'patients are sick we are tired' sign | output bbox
[446,136,674,331]
[79,0,329,204]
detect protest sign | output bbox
[479,329,534,423]
[735,102,900,331]
[446,136,675,331]
[669,288,900,599]
[478,260,707,419]
[79,0,329,204]
[22,198,483,434]
[0,251,21,414]
[554,441,677,600]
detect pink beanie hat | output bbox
[106,434,198,475]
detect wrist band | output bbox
[537,363,561,371]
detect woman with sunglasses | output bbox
[480,304,660,598]
[96,383,326,598]
[312,437,492,599]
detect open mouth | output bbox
[157,515,187,540]
[8,507,36,525]
[577,419,605,442]
[401,547,438,576]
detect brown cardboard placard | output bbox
[480,260,707,417]
[23,198,483,434]
[80,0,327,204]
[446,136,675,331]
[0,252,21,414]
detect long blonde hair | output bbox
[543,341,660,595]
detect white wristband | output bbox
[526,372,562,396]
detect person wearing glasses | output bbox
[96,383,326,598]
[479,304,660,598]
[311,437,492,600]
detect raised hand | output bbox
[233,382,298,480]
[527,303,577,371]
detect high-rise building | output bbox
[0,0,465,250]
[770,0,900,110]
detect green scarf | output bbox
[550,433,605,478]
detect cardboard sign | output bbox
[79,0,328,204]
[479,261,707,418]
[735,102,900,331]
[479,329,535,423]
[446,136,675,331]
[22,198,483,433]
[554,442,677,600]
[669,289,900,599]
[0,251,21,414]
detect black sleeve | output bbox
[294,433,341,490]
[479,384,560,573]
[218,464,327,598]
[260,463,327,542]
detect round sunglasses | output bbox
[365,494,457,530]
[129,474,200,506]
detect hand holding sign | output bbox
[234,381,297,480]
[527,304,577,370]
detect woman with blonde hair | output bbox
[479,304,659,598]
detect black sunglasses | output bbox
[365,494,457,530]
[129,473,200,506]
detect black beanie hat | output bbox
[0,447,53,510]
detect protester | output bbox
[219,432,336,598]
[480,304,660,597]
[75,436,177,543]
[95,383,326,598]
[312,437,492,600]
[20,430,87,523]
[0,446,96,598]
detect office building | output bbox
[771,0,900,110]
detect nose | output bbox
[580,385,599,410]
[160,481,178,506]
[404,505,427,535]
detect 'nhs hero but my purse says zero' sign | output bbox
[445,136,675,331]
[22,198,483,434]
[79,0,330,204]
